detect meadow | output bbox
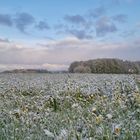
[0,73,140,140]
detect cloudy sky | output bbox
[0,0,140,71]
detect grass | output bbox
[0,74,140,140]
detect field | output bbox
[0,73,140,140]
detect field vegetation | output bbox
[0,74,140,140]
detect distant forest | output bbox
[69,58,140,74]
[2,69,49,73]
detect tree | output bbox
[73,65,91,73]
[69,58,140,74]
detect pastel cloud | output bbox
[14,12,35,33]
[95,16,117,36]
[112,14,127,23]
[0,13,13,26]
[88,6,106,18]
[36,21,50,30]
[64,15,86,25]
[0,12,51,34]
[0,37,140,71]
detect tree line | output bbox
[69,58,140,74]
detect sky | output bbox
[0,0,140,71]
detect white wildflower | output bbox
[57,129,68,139]
[106,114,113,119]
[72,103,79,108]
[43,129,54,138]
[92,107,96,112]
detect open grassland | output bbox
[0,74,140,140]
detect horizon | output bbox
[0,0,140,71]
[0,57,139,73]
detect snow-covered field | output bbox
[0,73,139,95]
[0,74,140,139]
